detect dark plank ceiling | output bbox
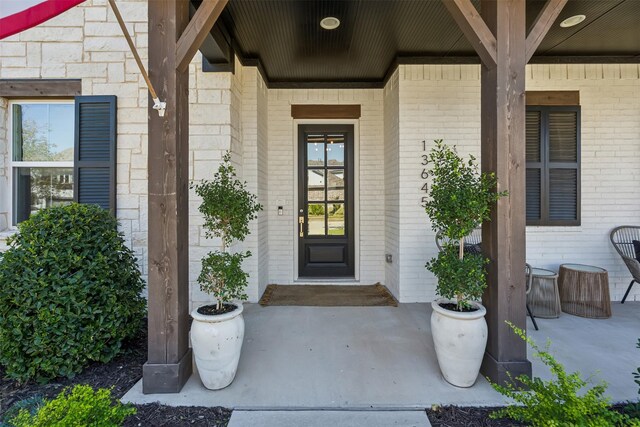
[198,0,640,86]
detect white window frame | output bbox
[7,99,75,227]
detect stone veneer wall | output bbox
[0,0,249,308]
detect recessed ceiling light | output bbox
[320,16,340,30]
[560,15,586,28]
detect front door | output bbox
[298,124,355,278]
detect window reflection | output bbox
[14,167,74,223]
[13,104,74,162]
[328,203,345,236]
[308,203,325,235]
[308,169,325,201]
[327,170,344,201]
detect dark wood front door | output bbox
[298,124,355,278]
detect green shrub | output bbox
[191,152,262,310]
[423,140,506,310]
[425,244,488,304]
[490,322,637,427]
[0,203,146,383]
[7,385,135,427]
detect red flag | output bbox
[0,0,85,40]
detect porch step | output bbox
[227,410,431,427]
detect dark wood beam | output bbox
[526,0,568,62]
[526,90,579,106]
[291,105,362,119]
[176,0,227,72]
[479,0,531,385]
[441,0,497,68]
[0,79,81,98]
[143,0,192,394]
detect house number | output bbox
[420,140,429,208]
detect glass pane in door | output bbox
[326,134,345,166]
[308,203,325,235]
[327,170,344,201]
[327,203,344,235]
[307,140,325,166]
[307,170,325,201]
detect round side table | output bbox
[558,263,611,319]
[527,268,561,318]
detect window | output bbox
[526,106,580,226]
[10,101,75,225]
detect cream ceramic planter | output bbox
[190,302,245,390]
[431,299,487,388]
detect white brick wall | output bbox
[526,64,640,302]
[392,63,640,302]
[256,73,269,297]
[266,89,386,286]
[384,70,400,299]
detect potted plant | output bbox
[424,140,506,388]
[190,152,262,390]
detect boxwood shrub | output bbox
[0,203,146,383]
[7,385,135,427]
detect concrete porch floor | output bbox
[123,302,640,409]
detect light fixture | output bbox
[560,15,586,28]
[320,16,340,30]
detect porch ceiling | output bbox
[196,0,640,86]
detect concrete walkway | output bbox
[227,410,431,427]
[123,302,640,409]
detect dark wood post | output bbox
[143,0,192,394]
[478,0,531,384]
[444,0,566,384]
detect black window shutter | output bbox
[548,110,579,223]
[525,110,542,222]
[525,106,580,226]
[73,96,117,213]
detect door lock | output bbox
[299,216,305,237]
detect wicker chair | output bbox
[435,228,482,251]
[525,263,539,331]
[610,226,640,303]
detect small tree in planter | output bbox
[189,151,262,390]
[424,140,507,387]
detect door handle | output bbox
[299,216,305,237]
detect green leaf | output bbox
[191,151,262,306]
[423,140,507,308]
[0,203,146,383]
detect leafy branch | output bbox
[424,140,507,310]
[490,322,637,427]
[191,152,262,310]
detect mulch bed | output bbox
[0,321,231,426]
[427,406,526,427]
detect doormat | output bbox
[259,284,398,307]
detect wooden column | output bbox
[444,0,566,384]
[143,0,192,394]
[478,0,531,384]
